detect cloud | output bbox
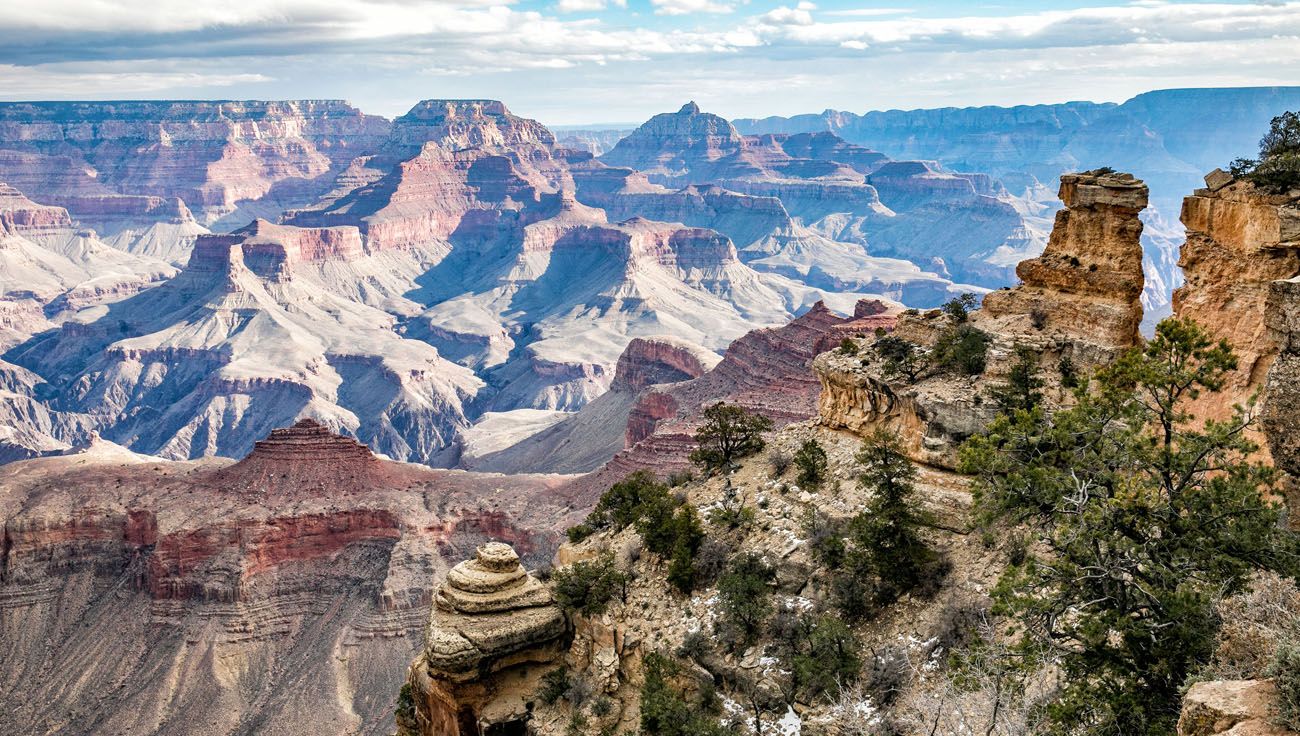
[649,0,735,16]
[556,0,627,13]
[0,0,1296,123]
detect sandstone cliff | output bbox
[1172,173,1300,470]
[400,543,567,735]
[817,171,1149,467]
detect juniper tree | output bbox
[960,317,1300,735]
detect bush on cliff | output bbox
[690,402,773,473]
[875,335,926,383]
[552,553,626,616]
[567,470,674,544]
[793,438,829,488]
[639,652,728,736]
[941,292,979,323]
[1230,111,1300,193]
[835,430,942,617]
[961,317,1300,735]
[716,552,775,648]
[987,343,1044,415]
[932,323,989,376]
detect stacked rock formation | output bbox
[981,169,1148,357]
[1171,172,1300,450]
[402,542,567,736]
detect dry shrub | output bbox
[1206,571,1300,680]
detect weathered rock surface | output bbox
[402,543,566,735]
[0,422,577,736]
[1176,177,1300,449]
[1178,680,1295,736]
[5,220,484,463]
[819,171,1148,467]
[981,170,1148,355]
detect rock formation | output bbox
[591,102,1036,294]
[563,299,895,502]
[401,542,566,736]
[818,171,1149,467]
[0,100,390,228]
[1173,173,1300,456]
[0,420,578,736]
[981,170,1148,356]
[1178,679,1296,735]
[5,220,484,463]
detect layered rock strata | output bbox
[980,170,1148,356]
[0,100,390,226]
[0,422,577,736]
[401,543,567,735]
[819,171,1149,468]
[1175,173,1300,445]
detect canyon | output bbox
[0,87,1299,736]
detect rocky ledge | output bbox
[402,542,567,735]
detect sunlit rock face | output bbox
[819,171,1150,468]
[0,100,391,231]
[981,170,1148,356]
[400,542,567,736]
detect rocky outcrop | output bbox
[0,423,577,736]
[609,336,720,393]
[981,170,1148,357]
[565,300,896,502]
[818,172,1148,467]
[1176,174,1300,444]
[401,543,567,736]
[1178,680,1296,735]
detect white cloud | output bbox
[650,0,735,16]
[556,0,626,13]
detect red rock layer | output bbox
[561,300,896,503]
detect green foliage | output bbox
[839,430,940,614]
[716,552,775,647]
[987,343,1043,415]
[1270,643,1300,730]
[689,402,773,473]
[639,502,706,593]
[706,503,755,531]
[1229,111,1300,193]
[942,292,979,323]
[960,317,1299,735]
[838,337,859,355]
[1057,354,1079,389]
[566,470,674,543]
[593,470,672,531]
[552,553,626,616]
[875,335,926,383]
[793,438,829,488]
[639,652,729,736]
[566,523,595,543]
[1268,644,1300,733]
[932,323,989,376]
[785,614,863,702]
[538,667,572,705]
[395,683,415,724]
[801,507,845,569]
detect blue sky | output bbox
[0,0,1297,125]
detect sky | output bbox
[0,0,1297,125]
